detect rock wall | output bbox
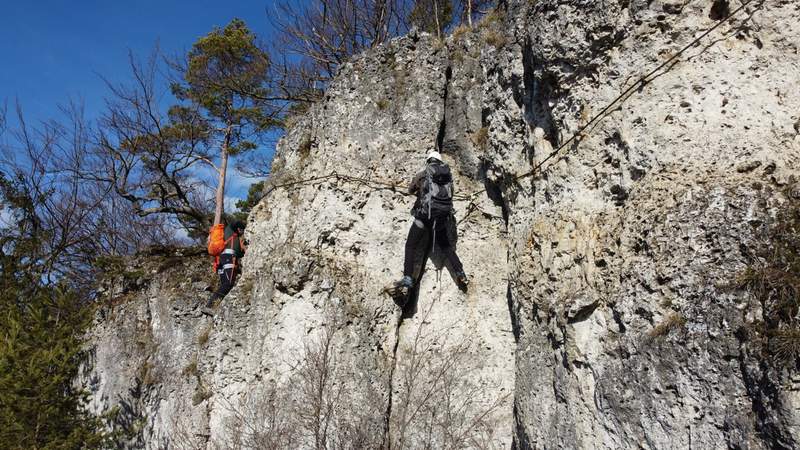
[493,1,800,448]
[83,0,800,448]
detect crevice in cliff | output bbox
[512,401,533,450]
[567,300,600,324]
[382,312,402,449]
[506,282,521,343]
[481,165,510,226]
[384,62,457,448]
[436,65,453,153]
[118,298,157,447]
[383,233,435,447]
[610,302,627,334]
[521,38,560,153]
[737,338,794,449]
[508,281,530,450]
[735,289,797,449]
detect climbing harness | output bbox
[212,232,239,271]
[436,268,443,306]
[432,217,437,255]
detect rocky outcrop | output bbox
[494,1,800,448]
[82,0,800,448]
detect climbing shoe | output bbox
[395,276,414,295]
[455,271,469,290]
[384,276,413,298]
[383,276,414,308]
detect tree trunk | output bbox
[434,0,441,38]
[213,127,233,226]
[467,0,472,27]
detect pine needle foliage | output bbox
[0,173,106,448]
[172,18,281,146]
[170,18,282,226]
[232,180,266,223]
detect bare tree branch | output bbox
[0,99,183,292]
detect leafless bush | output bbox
[267,1,497,91]
[95,50,216,234]
[220,384,300,450]
[197,314,383,450]
[390,302,508,449]
[170,414,210,450]
[289,315,387,449]
[268,0,412,86]
[0,101,182,290]
[737,189,800,365]
[169,302,507,449]
[646,312,687,339]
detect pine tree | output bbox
[171,18,279,226]
[231,180,266,223]
[0,173,106,448]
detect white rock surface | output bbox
[82,1,800,448]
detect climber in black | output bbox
[392,150,468,297]
[203,220,247,314]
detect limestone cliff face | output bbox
[83,0,800,448]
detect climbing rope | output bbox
[258,169,472,202]
[257,0,762,216]
[453,0,763,224]
[436,268,443,307]
[258,171,410,200]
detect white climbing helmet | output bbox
[426,150,442,162]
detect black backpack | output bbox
[420,162,454,219]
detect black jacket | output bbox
[223,225,246,258]
[409,161,453,218]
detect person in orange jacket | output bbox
[203,220,246,314]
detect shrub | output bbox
[737,188,800,365]
[772,327,800,362]
[197,325,212,346]
[483,29,508,48]
[137,360,159,387]
[477,7,506,29]
[647,313,687,339]
[182,357,199,378]
[471,127,490,150]
[451,24,471,41]
[175,304,508,449]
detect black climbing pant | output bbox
[403,215,464,279]
[207,253,238,306]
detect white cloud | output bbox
[190,164,219,187]
[226,168,251,191]
[0,206,13,229]
[224,195,240,213]
[173,225,191,244]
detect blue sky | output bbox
[1,0,284,198]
